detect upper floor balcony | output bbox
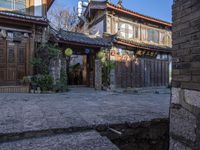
[0,0,54,17]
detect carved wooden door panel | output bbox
[0,38,6,84]
[7,42,17,83]
[17,41,26,81]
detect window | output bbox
[107,17,111,33]
[115,22,118,34]
[0,49,4,63]
[34,0,42,16]
[8,48,15,63]
[163,35,171,46]
[147,29,159,43]
[15,0,26,12]
[141,28,147,41]
[134,26,139,39]
[0,0,12,9]
[0,0,26,12]
[18,48,25,64]
[119,23,138,39]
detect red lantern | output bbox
[111,50,115,56]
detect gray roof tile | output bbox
[51,28,111,47]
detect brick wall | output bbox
[172,0,200,90]
[170,0,200,149]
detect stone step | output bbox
[0,86,29,93]
[0,131,119,150]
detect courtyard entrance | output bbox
[68,54,95,86]
[63,46,97,87]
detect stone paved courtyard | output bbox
[0,88,170,149]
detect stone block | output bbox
[95,59,102,90]
[171,88,181,104]
[185,89,200,108]
[170,107,197,142]
[173,75,191,82]
[181,82,200,91]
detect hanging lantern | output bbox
[65,48,73,57]
[110,50,116,56]
[97,50,105,60]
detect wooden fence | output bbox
[115,58,170,88]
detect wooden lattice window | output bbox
[0,49,3,63]
[0,0,26,12]
[147,29,159,43]
[18,48,25,64]
[8,48,15,63]
[120,23,139,39]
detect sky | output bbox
[51,0,173,22]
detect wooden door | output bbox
[17,41,26,82]
[0,39,27,85]
[0,38,7,84]
[7,41,17,83]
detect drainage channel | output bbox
[97,118,169,150]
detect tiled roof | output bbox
[50,28,111,47]
[0,11,48,25]
[115,37,172,53]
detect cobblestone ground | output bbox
[0,88,170,149]
[0,88,170,135]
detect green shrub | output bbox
[53,81,68,93]
[20,76,32,85]
[31,74,53,91]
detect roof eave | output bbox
[47,0,55,10]
[0,15,48,26]
[56,38,110,48]
[114,39,172,53]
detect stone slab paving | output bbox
[0,88,170,135]
[0,131,119,150]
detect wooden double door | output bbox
[0,38,27,85]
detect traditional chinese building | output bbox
[0,0,54,86]
[49,27,111,87]
[77,0,172,88]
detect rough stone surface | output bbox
[50,58,61,83]
[185,89,200,108]
[171,88,181,104]
[0,131,119,150]
[0,88,170,135]
[169,138,192,150]
[170,107,197,142]
[95,60,102,90]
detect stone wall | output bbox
[95,59,102,90]
[170,0,200,149]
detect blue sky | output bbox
[52,0,173,22]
